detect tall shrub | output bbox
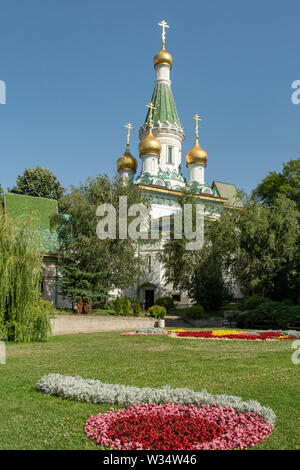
[133,296,141,316]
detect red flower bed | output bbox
[85,403,273,450]
[177,331,295,340]
[106,411,223,450]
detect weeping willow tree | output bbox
[0,213,51,342]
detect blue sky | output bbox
[0,0,299,194]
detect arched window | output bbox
[167,146,173,163]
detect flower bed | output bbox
[120,327,167,336]
[36,374,276,425]
[174,330,296,340]
[85,402,273,450]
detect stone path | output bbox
[165,315,190,328]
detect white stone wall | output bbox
[188,163,205,184]
[140,154,159,175]
[139,129,185,188]
[118,168,135,182]
[155,63,171,86]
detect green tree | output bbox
[188,253,231,311]
[55,175,150,308]
[10,166,65,200]
[161,192,299,304]
[0,215,51,342]
[160,190,231,310]
[253,159,300,210]
[204,194,300,300]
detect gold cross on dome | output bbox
[124,122,134,145]
[146,102,156,127]
[193,113,202,138]
[158,20,170,46]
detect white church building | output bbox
[116,21,242,309]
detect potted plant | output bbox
[148,305,166,328]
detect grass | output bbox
[0,331,299,450]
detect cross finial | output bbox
[124,122,134,146]
[146,102,156,127]
[158,20,170,47]
[193,113,202,139]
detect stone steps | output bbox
[165,315,190,328]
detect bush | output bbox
[155,296,174,311]
[281,298,294,306]
[121,296,131,316]
[147,305,166,319]
[114,296,131,316]
[239,295,269,311]
[114,297,122,315]
[236,301,300,329]
[2,299,52,342]
[132,297,141,316]
[182,304,205,320]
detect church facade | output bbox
[116,21,242,309]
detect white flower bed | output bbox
[36,373,276,425]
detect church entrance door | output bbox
[145,290,155,310]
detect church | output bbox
[2,21,242,311]
[116,21,242,309]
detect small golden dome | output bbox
[185,138,208,167]
[139,127,162,157]
[117,144,137,172]
[153,46,173,69]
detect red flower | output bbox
[85,403,273,450]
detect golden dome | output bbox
[139,126,162,157]
[185,138,208,167]
[117,144,137,172]
[153,46,173,69]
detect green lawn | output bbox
[0,331,299,450]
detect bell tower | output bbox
[137,21,185,189]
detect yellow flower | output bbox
[167,329,186,332]
[212,330,248,337]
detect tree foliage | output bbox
[253,159,300,210]
[0,214,51,342]
[10,166,65,200]
[161,192,299,305]
[55,175,150,307]
[160,190,230,311]
[204,194,300,301]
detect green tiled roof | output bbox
[144,83,183,132]
[211,182,243,208]
[37,228,59,254]
[4,193,59,255]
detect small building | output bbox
[3,192,68,308]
